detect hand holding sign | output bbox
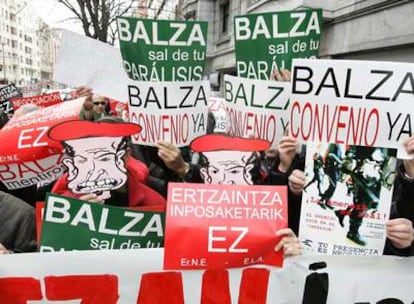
[288,169,306,196]
[274,228,303,257]
[277,135,298,172]
[403,136,414,177]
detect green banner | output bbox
[40,194,164,251]
[117,17,208,81]
[234,9,322,80]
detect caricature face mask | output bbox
[63,136,128,194]
[199,150,254,185]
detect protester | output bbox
[79,95,95,121]
[259,136,305,235]
[77,87,109,121]
[0,191,37,253]
[384,135,414,256]
[92,95,109,120]
[394,135,414,223]
[49,118,166,209]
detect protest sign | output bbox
[117,17,208,81]
[0,97,83,164]
[234,9,322,80]
[0,98,83,189]
[40,194,164,252]
[11,91,62,111]
[0,249,413,303]
[0,154,66,190]
[224,75,290,145]
[0,83,22,114]
[54,30,129,102]
[164,183,287,269]
[128,80,210,147]
[208,97,227,133]
[290,59,414,158]
[299,142,397,255]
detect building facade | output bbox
[177,0,414,91]
[0,0,54,86]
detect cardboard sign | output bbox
[0,154,66,190]
[0,97,83,166]
[290,59,414,158]
[117,17,208,81]
[234,9,322,79]
[0,83,22,114]
[164,183,288,269]
[11,92,62,111]
[54,30,130,102]
[224,75,291,146]
[40,194,165,252]
[299,143,397,255]
[128,80,210,147]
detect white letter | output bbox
[290,12,306,37]
[252,16,270,39]
[152,22,167,45]
[306,11,321,35]
[98,209,118,235]
[117,18,132,41]
[235,17,251,40]
[17,128,34,149]
[208,226,227,252]
[70,204,96,231]
[141,214,163,237]
[229,227,248,253]
[119,211,145,237]
[133,20,151,44]
[44,196,71,223]
[187,24,206,46]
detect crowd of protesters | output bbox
[0,70,412,259]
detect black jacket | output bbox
[0,191,37,252]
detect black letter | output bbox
[128,85,141,106]
[392,72,414,101]
[293,66,313,94]
[344,68,363,99]
[366,70,392,101]
[315,68,340,97]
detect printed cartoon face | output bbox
[199,150,255,185]
[63,136,127,194]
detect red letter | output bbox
[290,101,301,137]
[201,269,231,304]
[0,277,42,303]
[137,272,184,304]
[238,268,270,304]
[45,275,118,303]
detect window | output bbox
[220,0,230,34]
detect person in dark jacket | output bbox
[384,135,414,256]
[0,191,37,253]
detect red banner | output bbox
[0,97,84,165]
[11,92,62,111]
[164,183,288,269]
